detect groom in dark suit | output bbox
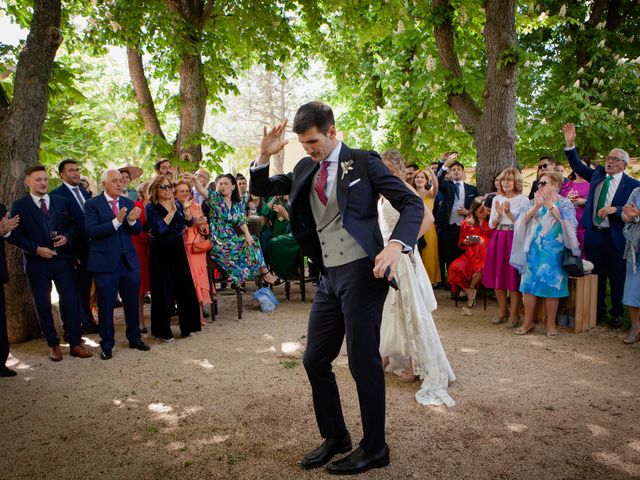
[251,102,423,475]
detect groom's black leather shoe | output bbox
[326,445,390,475]
[300,433,352,469]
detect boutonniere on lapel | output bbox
[341,160,354,180]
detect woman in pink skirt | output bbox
[482,168,529,327]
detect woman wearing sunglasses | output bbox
[511,171,578,339]
[145,174,201,342]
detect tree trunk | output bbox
[176,52,207,164]
[432,0,517,193]
[0,0,62,342]
[127,46,165,138]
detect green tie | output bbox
[595,175,613,224]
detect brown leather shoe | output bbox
[49,345,63,362]
[70,344,93,358]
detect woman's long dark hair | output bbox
[220,173,241,204]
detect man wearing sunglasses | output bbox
[563,123,640,328]
[528,156,559,200]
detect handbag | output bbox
[192,223,213,254]
[562,247,584,277]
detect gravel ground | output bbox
[1,286,639,479]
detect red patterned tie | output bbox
[110,199,119,216]
[39,198,48,215]
[314,160,330,207]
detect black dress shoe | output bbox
[129,341,151,351]
[610,317,623,329]
[326,445,390,475]
[100,350,113,360]
[0,366,17,377]
[300,433,352,469]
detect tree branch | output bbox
[431,0,482,132]
[126,46,165,138]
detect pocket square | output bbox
[348,178,361,187]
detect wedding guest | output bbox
[405,162,419,184]
[131,181,151,333]
[154,158,174,180]
[563,123,640,328]
[436,152,479,286]
[0,204,19,377]
[511,171,578,339]
[8,166,92,361]
[265,197,301,280]
[448,197,492,308]
[51,159,99,334]
[484,175,503,209]
[413,169,441,286]
[118,165,143,201]
[259,195,287,265]
[560,159,591,256]
[193,169,210,206]
[85,169,150,360]
[79,177,93,197]
[483,168,529,326]
[378,149,455,406]
[528,155,557,200]
[236,173,250,212]
[175,179,212,326]
[622,187,640,344]
[146,175,201,341]
[191,173,280,286]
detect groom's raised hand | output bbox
[257,119,289,165]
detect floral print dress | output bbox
[205,190,266,284]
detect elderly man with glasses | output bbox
[563,123,640,328]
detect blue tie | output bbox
[455,182,461,200]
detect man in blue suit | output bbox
[563,123,640,328]
[85,169,150,360]
[0,203,20,376]
[436,153,479,286]
[51,159,99,334]
[251,102,423,475]
[7,166,93,361]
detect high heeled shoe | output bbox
[467,288,477,308]
[398,360,416,383]
[514,325,535,335]
[623,323,640,344]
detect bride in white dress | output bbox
[379,150,456,407]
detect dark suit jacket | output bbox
[51,184,91,262]
[8,194,77,274]
[84,194,141,273]
[0,203,8,284]
[565,147,640,253]
[250,143,424,271]
[435,163,479,229]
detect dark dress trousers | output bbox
[435,164,479,280]
[565,147,640,320]
[8,194,82,347]
[85,194,142,351]
[51,183,95,329]
[251,144,423,453]
[0,203,10,369]
[145,201,200,340]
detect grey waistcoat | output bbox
[309,168,368,268]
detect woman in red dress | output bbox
[132,181,151,333]
[448,197,493,307]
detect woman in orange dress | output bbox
[175,180,212,326]
[448,197,493,307]
[413,169,441,285]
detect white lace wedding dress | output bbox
[378,198,456,407]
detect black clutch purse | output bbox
[562,247,584,277]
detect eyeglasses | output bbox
[604,156,624,162]
[538,163,551,170]
[158,184,173,190]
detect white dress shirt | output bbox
[63,181,86,210]
[593,171,623,228]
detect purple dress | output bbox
[560,180,589,258]
[482,194,529,291]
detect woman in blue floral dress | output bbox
[511,171,578,339]
[187,173,278,286]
